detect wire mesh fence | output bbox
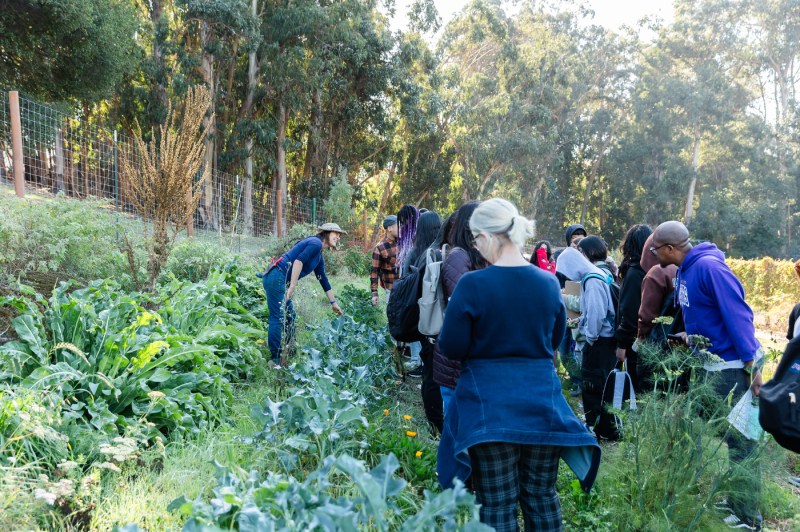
[0,89,359,257]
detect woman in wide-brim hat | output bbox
[263,222,346,366]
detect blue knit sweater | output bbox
[437,264,601,492]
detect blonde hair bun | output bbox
[470,198,535,249]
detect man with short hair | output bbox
[652,220,763,530]
[370,215,399,306]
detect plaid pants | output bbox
[468,443,562,531]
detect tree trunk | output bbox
[150,0,168,125]
[274,100,288,236]
[201,21,218,230]
[242,0,257,237]
[372,163,396,243]
[81,101,91,196]
[580,154,604,225]
[54,127,65,193]
[0,139,7,181]
[684,128,701,225]
[38,142,51,190]
[65,123,77,196]
[302,87,325,195]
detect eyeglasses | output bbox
[649,243,671,255]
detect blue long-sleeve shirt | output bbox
[439,264,566,361]
[277,236,332,292]
[436,263,599,494]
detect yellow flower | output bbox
[403,415,412,420]
[383,409,389,416]
[406,431,417,438]
[256,339,265,345]
[415,451,423,458]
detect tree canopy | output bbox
[2,0,798,257]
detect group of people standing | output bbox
[264,198,769,531]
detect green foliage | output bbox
[0,0,138,102]
[161,239,235,284]
[0,387,69,468]
[258,223,316,262]
[594,341,769,530]
[343,247,372,277]
[728,257,800,307]
[338,284,385,328]
[169,455,489,531]
[366,415,438,490]
[0,270,266,468]
[322,172,355,231]
[0,195,144,290]
[170,288,486,531]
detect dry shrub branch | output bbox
[120,86,213,290]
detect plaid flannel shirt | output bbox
[370,239,398,295]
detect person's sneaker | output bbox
[714,500,731,512]
[407,365,423,378]
[723,511,762,531]
[268,358,281,369]
[788,476,800,488]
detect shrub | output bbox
[161,239,234,283]
[321,171,354,232]
[0,194,143,290]
[595,341,769,530]
[344,246,371,276]
[729,257,800,307]
[258,223,316,263]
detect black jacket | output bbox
[615,263,646,350]
[433,247,473,389]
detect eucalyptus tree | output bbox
[0,0,139,103]
[437,0,631,239]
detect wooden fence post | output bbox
[9,91,25,198]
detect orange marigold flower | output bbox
[415,451,423,458]
[403,415,412,420]
[406,431,417,437]
[383,409,389,416]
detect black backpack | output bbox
[387,264,425,343]
[759,336,800,454]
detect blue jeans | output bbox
[409,341,422,366]
[560,332,581,388]
[441,386,455,417]
[264,268,295,363]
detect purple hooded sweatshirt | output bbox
[677,242,760,365]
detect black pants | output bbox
[704,368,762,525]
[581,337,617,436]
[624,348,652,394]
[420,337,443,434]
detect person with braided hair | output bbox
[394,204,423,374]
[396,204,419,278]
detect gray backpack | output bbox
[417,245,447,336]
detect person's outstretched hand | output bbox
[332,302,343,316]
[749,370,763,397]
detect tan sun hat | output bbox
[318,222,347,235]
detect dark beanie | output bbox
[383,215,397,229]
